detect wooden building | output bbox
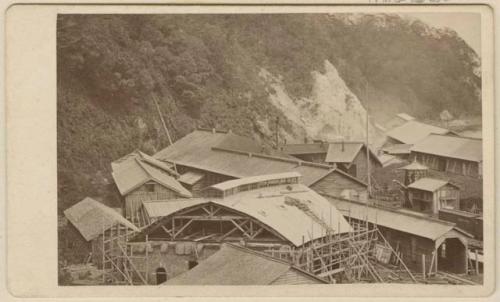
[127,173,353,283]
[282,141,383,180]
[164,243,327,285]
[410,134,482,178]
[385,121,451,146]
[111,150,192,223]
[328,197,472,274]
[63,197,140,268]
[153,129,369,202]
[407,178,461,215]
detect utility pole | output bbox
[366,111,371,197]
[152,94,173,146]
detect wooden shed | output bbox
[407,178,460,215]
[111,150,192,224]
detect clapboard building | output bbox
[410,134,482,178]
[111,150,192,224]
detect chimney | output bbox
[341,140,345,152]
[212,128,216,134]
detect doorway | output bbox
[156,267,167,284]
[437,238,467,274]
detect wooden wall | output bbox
[176,166,235,197]
[411,152,480,178]
[125,182,181,219]
[310,171,367,201]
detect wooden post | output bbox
[366,111,371,197]
[422,254,426,280]
[145,235,149,284]
[428,251,435,277]
[475,249,479,275]
[152,94,173,146]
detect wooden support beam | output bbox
[173,219,195,238]
[161,225,173,237]
[230,219,252,238]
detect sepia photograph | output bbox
[54,11,487,288]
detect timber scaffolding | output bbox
[263,212,417,284]
[99,209,419,285]
[100,223,149,285]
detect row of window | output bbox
[222,177,299,197]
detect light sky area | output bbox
[401,13,481,56]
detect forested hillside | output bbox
[57,14,481,211]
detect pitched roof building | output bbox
[386,121,451,145]
[165,243,327,285]
[111,150,192,224]
[154,129,368,201]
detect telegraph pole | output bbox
[366,111,371,197]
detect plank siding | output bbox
[125,182,182,219]
[310,171,367,201]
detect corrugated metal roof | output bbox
[178,171,205,185]
[386,121,450,144]
[411,134,482,162]
[407,177,454,192]
[64,197,139,241]
[325,142,363,163]
[210,172,301,191]
[165,243,325,285]
[154,130,335,186]
[326,197,458,241]
[282,143,328,155]
[142,183,353,246]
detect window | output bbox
[144,183,155,193]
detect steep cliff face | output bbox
[260,60,384,145]
[57,14,481,210]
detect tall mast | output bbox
[366,111,371,197]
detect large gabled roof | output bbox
[411,134,482,163]
[386,121,450,145]
[154,130,339,186]
[64,197,139,241]
[111,151,191,197]
[141,182,353,247]
[165,243,326,285]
